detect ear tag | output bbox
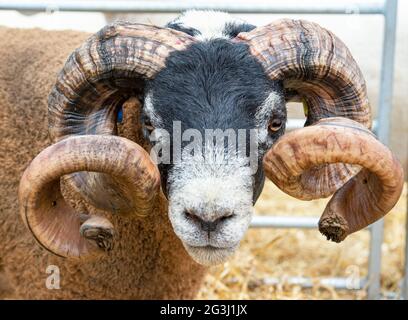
[117,106,123,123]
[302,98,309,117]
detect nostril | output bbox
[184,209,204,226]
[183,209,234,232]
[184,209,198,221]
[219,212,235,221]
[183,209,192,219]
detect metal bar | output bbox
[250,216,319,229]
[228,276,368,290]
[261,276,368,290]
[286,119,307,131]
[286,119,378,133]
[377,0,398,145]
[367,0,398,300]
[403,186,408,299]
[250,215,372,230]
[367,221,384,299]
[0,0,386,14]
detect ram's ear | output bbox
[117,97,146,146]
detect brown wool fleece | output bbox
[0,27,205,299]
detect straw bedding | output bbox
[1,181,405,299]
[197,181,407,300]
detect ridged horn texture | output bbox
[47,23,195,213]
[236,19,371,198]
[263,117,404,242]
[18,135,160,258]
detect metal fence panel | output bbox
[0,0,386,14]
[0,0,403,300]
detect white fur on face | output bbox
[144,92,162,127]
[168,146,253,266]
[145,10,284,265]
[143,91,284,266]
[170,10,248,41]
[144,90,283,266]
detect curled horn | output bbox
[19,136,160,258]
[236,19,404,241]
[19,23,195,258]
[264,118,403,242]
[48,23,195,212]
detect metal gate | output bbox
[0,0,403,299]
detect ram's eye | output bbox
[268,118,283,132]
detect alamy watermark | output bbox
[148,121,261,174]
[45,265,60,290]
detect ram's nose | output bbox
[184,210,234,232]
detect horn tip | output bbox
[318,212,349,243]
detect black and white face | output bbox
[142,12,287,266]
[166,10,257,41]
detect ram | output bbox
[0,11,404,299]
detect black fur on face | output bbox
[144,39,286,202]
[166,20,257,39]
[166,22,201,37]
[222,22,257,38]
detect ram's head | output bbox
[19,20,404,265]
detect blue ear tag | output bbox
[117,107,123,123]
